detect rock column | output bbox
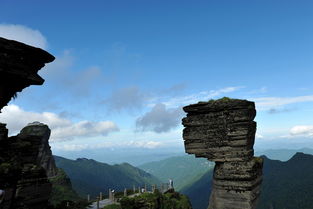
[182,99,263,209]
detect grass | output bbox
[102,204,121,209]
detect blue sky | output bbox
[1,0,313,160]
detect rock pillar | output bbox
[182,98,263,209]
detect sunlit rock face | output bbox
[0,37,54,111]
[182,98,263,209]
[0,37,55,209]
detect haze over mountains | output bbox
[53,146,313,166]
[139,155,214,191]
[52,147,313,209]
[53,147,185,166]
[54,156,161,198]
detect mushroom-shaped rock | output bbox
[182,98,263,209]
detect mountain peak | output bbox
[288,152,313,162]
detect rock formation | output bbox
[0,37,55,209]
[0,37,54,111]
[182,98,263,209]
[14,122,58,209]
[19,122,58,177]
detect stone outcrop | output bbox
[18,122,58,177]
[14,122,57,209]
[0,37,55,209]
[182,98,263,209]
[0,37,54,111]
[0,122,57,209]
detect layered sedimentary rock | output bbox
[0,37,54,111]
[182,98,263,209]
[0,37,55,209]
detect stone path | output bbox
[87,199,115,209]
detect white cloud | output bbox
[53,144,93,152]
[155,86,244,108]
[126,140,163,149]
[253,95,313,110]
[0,105,119,141]
[290,125,313,138]
[256,133,264,139]
[52,140,163,151]
[52,120,118,141]
[0,24,47,49]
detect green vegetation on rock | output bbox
[49,168,88,207]
[103,204,122,209]
[207,96,232,103]
[120,189,192,209]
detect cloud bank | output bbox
[0,105,119,141]
[0,24,47,49]
[253,95,313,110]
[290,125,313,138]
[52,140,163,151]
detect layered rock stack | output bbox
[0,37,55,209]
[182,98,263,209]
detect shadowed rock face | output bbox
[182,98,263,209]
[0,37,55,209]
[14,122,57,209]
[0,37,54,111]
[0,122,57,209]
[17,122,58,177]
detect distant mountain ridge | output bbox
[139,155,214,191]
[54,156,162,198]
[255,147,313,161]
[180,152,313,209]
